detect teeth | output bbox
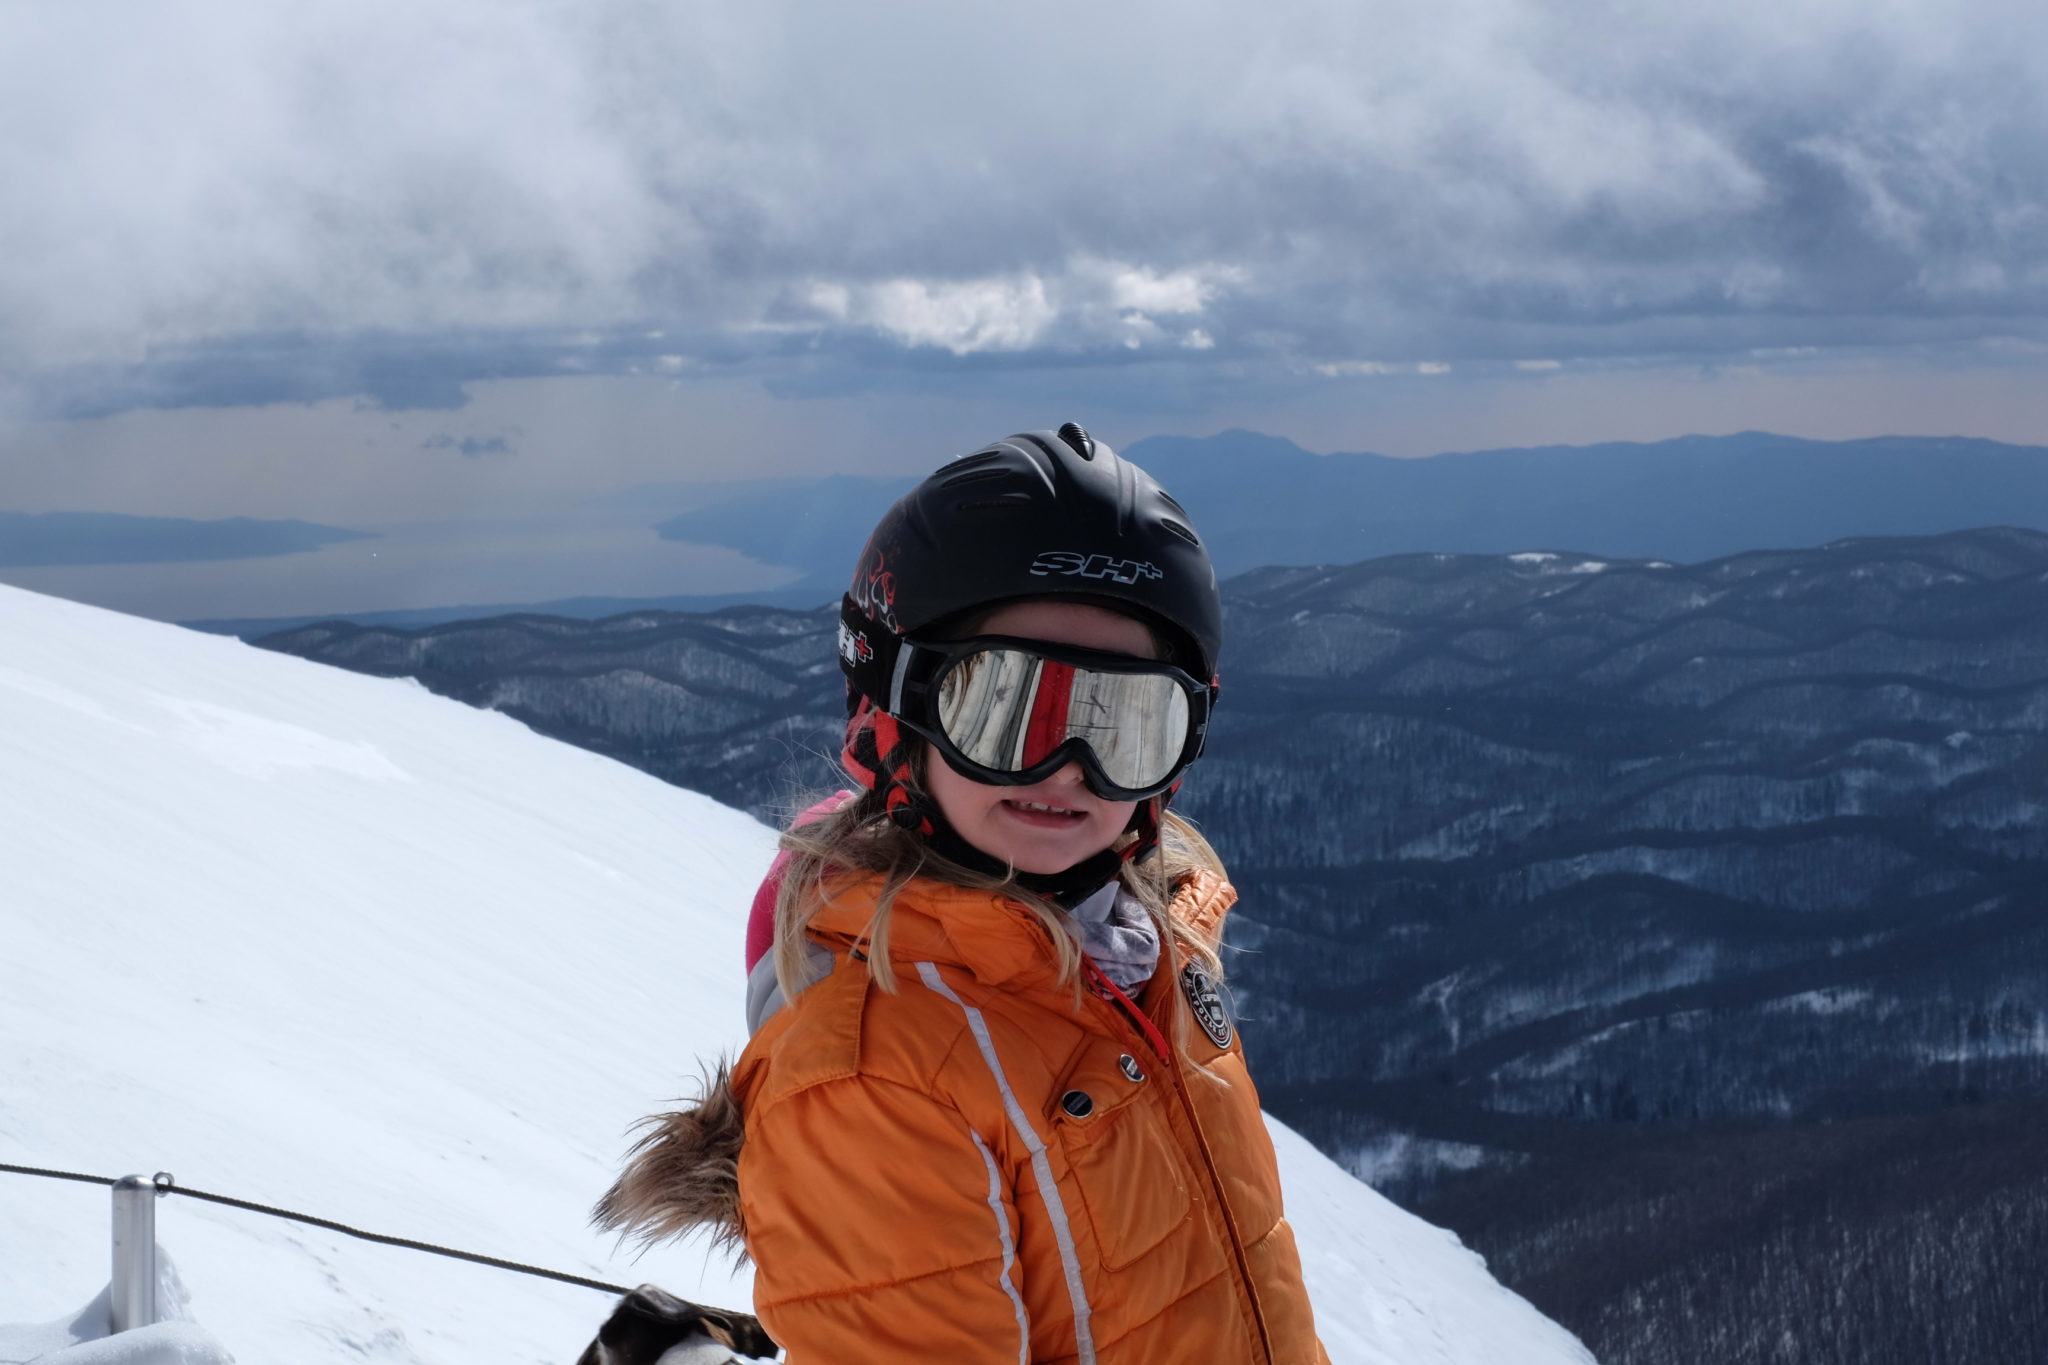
[1013,800,1077,815]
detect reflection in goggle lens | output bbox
[934,647,1191,791]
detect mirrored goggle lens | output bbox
[933,647,1192,792]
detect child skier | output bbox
[599,424,1329,1364]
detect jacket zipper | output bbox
[1081,959,1277,1365]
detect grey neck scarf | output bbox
[1068,881,1162,992]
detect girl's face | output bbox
[924,599,1154,876]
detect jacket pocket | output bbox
[1053,1083,1192,1270]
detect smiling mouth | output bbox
[1002,798,1088,823]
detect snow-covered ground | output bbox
[0,583,1594,1365]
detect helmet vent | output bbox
[954,493,1033,511]
[1159,517,1202,547]
[1158,491,1190,517]
[1057,422,1095,460]
[939,466,1014,489]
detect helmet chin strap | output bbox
[921,800,1158,909]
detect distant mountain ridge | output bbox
[1132,429,2048,569]
[189,429,2048,639]
[637,429,2048,606]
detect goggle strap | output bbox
[844,699,935,835]
[841,696,880,787]
[839,596,906,712]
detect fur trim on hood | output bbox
[592,1061,747,1258]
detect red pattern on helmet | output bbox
[842,697,934,836]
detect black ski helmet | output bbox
[838,422,1222,886]
[842,422,1222,682]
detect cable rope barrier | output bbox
[0,1158,740,1309]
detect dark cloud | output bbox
[5,0,2046,416]
[422,433,514,457]
[37,333,478,419]
[23,324,799,419]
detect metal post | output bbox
[110,1174,156,1333]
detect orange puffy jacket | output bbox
[730,871,1330,1364]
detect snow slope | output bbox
[0,583,1593,1365]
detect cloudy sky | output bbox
[4,0,2047,620]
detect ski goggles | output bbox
[842,604,1212,801]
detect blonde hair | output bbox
[771,776,1231,1069]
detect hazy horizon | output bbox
[5,0,2045,619]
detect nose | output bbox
[1018,762,1092,801]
